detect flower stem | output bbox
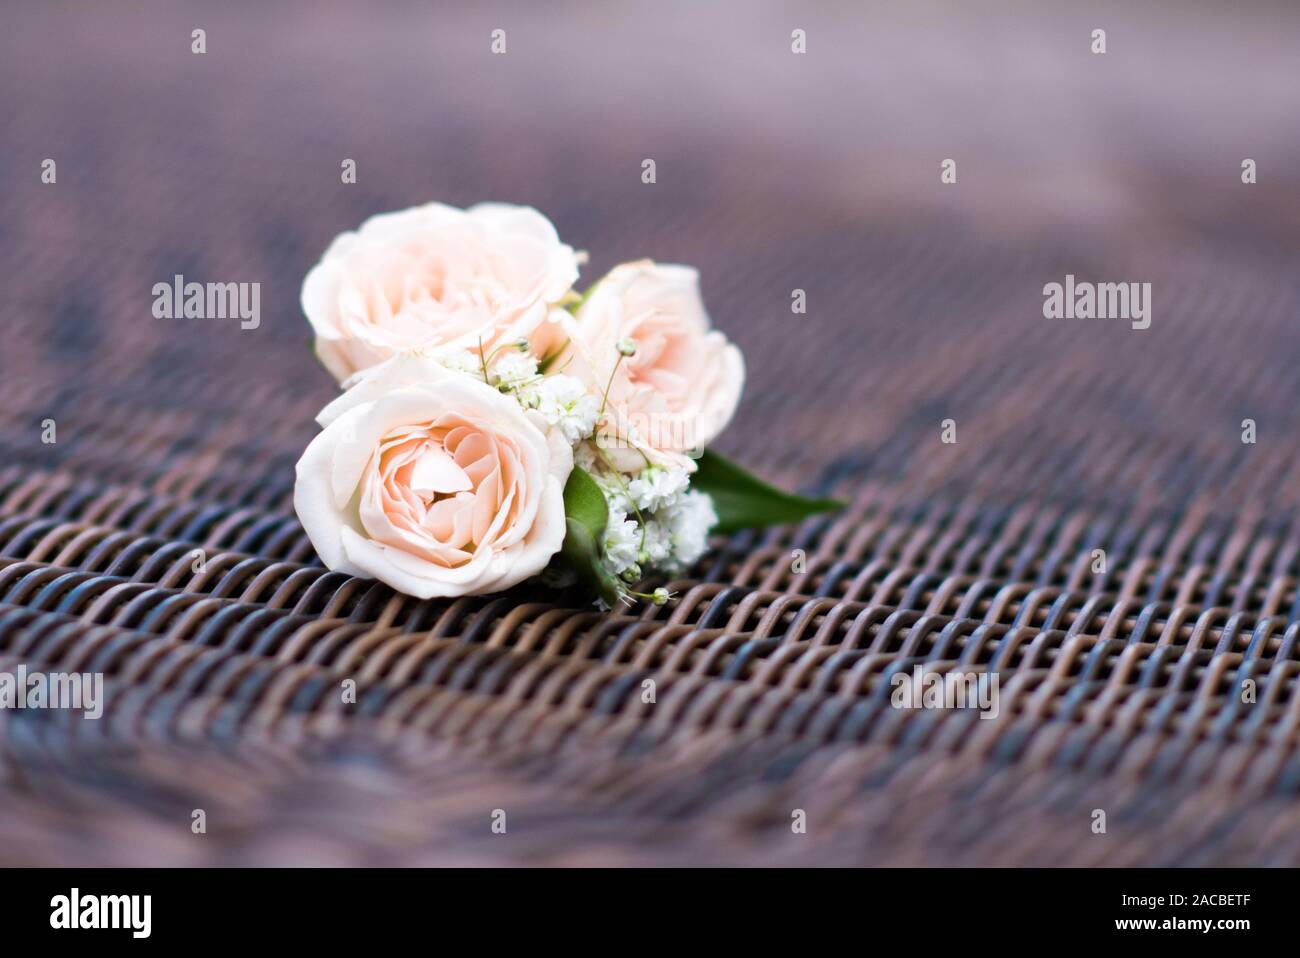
[598,353,626,419]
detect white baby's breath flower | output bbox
[628,465,690,512]
[493,351,539,387]
[439,349,484,379]
[601,508,641,578]
[533,374,600,444]
[640,518,673,566]
[664,490,717,567]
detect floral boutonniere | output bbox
[293,202,841,605]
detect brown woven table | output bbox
[3,1,1300,866]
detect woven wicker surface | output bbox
[3,1,1300,865]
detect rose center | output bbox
[407,444,473,504]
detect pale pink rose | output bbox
[294,355,572,598]
[562,260,744,469]
[302,202,580,383]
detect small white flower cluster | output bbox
[440,344,601,446]
[595,465,717,582]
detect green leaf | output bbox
[691,450,844,534]
[560,467,622,605]
[561,518,622,607]
[563,465,608,538]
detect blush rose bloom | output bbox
[562,260,744,469]
[301,202,581,383]
[294,355,572,598]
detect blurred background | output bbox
[2,0,1300,865]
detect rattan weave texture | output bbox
[3,2,1300,865]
